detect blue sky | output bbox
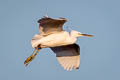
[0,0,120,80]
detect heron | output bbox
[24,16,93,71]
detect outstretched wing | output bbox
[51,44,80,71]
[38,17,67,36]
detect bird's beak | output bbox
[78,33,94,37]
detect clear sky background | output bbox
[0,0,120,80]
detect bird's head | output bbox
[71,30,94,38]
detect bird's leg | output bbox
[24,47,41,66]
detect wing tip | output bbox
[37,16,67,23]
[37,17,50,23]
[75,67,79,69]
[63,66,80,71]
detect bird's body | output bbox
[24,16,93,71]
[32,31,77,48]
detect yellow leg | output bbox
[24,48,40,66]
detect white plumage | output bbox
[24,16,93,71]
[31,31,80,48]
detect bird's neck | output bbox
[67,32,77,44]
[70,31,76,38]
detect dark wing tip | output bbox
[37,17,67,23]
[37,17,50,23]
[75,67,79,69]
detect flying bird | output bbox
[24,16,93,71]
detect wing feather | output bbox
[51,44,80,71]
[38,17,67,36]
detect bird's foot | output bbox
[24,48,40,66]
[24,55,35,66]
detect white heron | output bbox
[24,16,93,71]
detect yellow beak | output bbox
[79,33,94,37]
